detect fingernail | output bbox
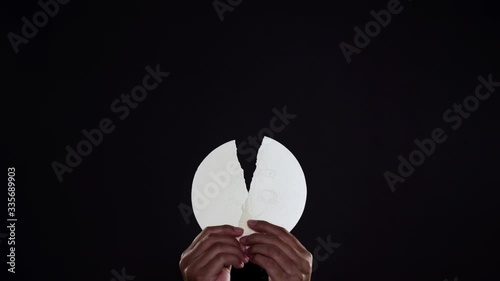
[240,236,247,243]
[247,220,258,227]
[244,256,249,263]
[233,226,244,233]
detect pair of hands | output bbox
[179,220,313,281]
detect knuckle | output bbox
[201,232,217,245]
[277,226,287,233]
[305,250,313,262]
[203,226,214,232]
[222,224,232,229]
[198,236,210,246]
[180,249,188,259]
[252,253,261,262]
[180,263,191,279]
[201,227,212,237]
[179,252,190,269]
[301,259,312,274]
[215,253,227,264]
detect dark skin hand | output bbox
[179,225,249,281]
[179,221,312,281]
[241,220,313,281]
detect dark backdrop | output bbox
[2,0,500,280]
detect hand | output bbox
[240,220,313,281]
[179,225,249,281]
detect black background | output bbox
[2,0,500,280]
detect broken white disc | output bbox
[191,137,307,235]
